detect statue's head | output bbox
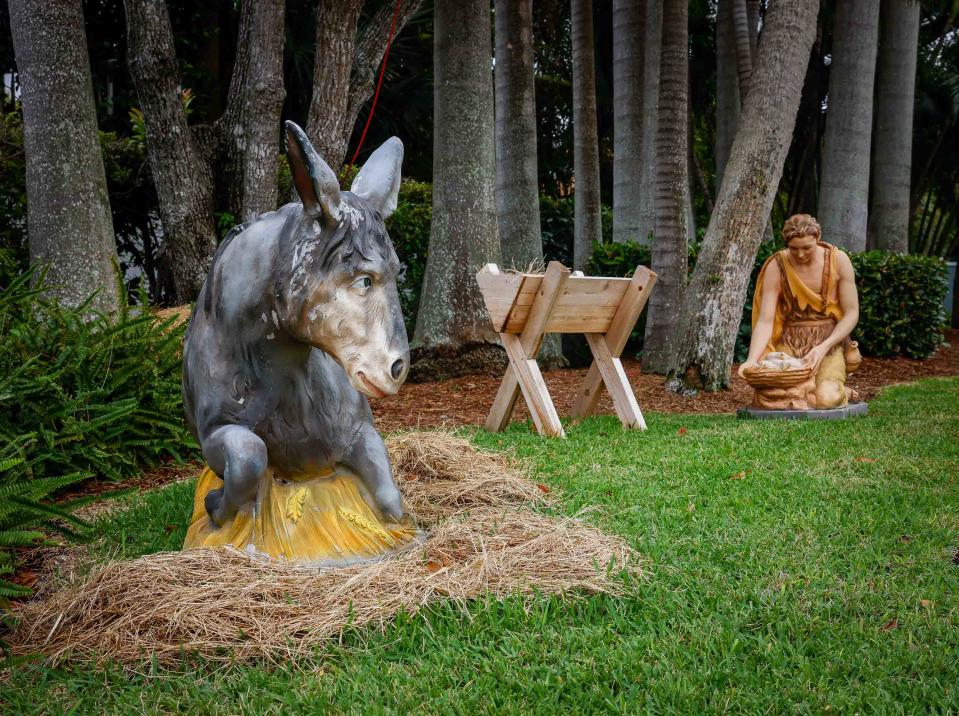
[278,121,409,398]
[781,214,822,264]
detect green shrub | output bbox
[0,111,28,286]
[540,195,613,267]
[850,252,947,358]
[386,180,432,334]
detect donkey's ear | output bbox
[285,121,341,224]
[351,137,403,220]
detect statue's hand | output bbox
[737,361,757,379]
[801,343,830,372]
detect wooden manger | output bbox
[476,261,657,437]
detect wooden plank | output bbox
[486,262,570,432]
[500,333,565,437]
[481,274,632,333]
[571,266,656,419]
[507,304,619,334]
[476,264,524,332]
[583,332,646,430]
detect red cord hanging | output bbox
[347,0,404,171]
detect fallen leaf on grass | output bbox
[677,427,688,436]
[536,483,550,494]
[730,471,748,480]
[880,618,898,631]
[854,457,878,463]
[920,599,931,608]
[686,502,696,513]
[900,534,912,543]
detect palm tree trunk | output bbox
[9,0,120,314]
[642,0,689,373]
[495,0,562,367]
[494,0,542,270]
[664,0,820,391]
[571,0,603,271]
[639,0,663,243]
[612,0,645,245]
[868,0,920,253]
[411,0,502,377]
[818,0,880,252]
[716,0,741,187]
[731,0,753,98]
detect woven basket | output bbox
[741,364,813,389]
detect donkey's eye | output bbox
[351,275,373,292]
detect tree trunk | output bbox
[411,0,502,377]
[716,0,741,184]
[664,0,819,392]
[495,0,562,367]
[221,0,286,223]
[124,0,218,302]
[612,0,645,245]
[868,0,920,253]
[10,0,120,314]
[642,0,688,373]
[570,0,603,271]
[731,0,753,99]
[306,0,363,169]
[746,0,760,65]
[818,0,880,252]
[494,0,542,270]
[639,0,662,243]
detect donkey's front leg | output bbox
[202,424,268,526]
[343,422,404,521]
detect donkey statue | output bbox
[181,122,413,564]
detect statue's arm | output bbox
[802,251,859,369]
[740,261,781,374]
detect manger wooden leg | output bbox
[584,333,646,430]
[571,267,655,420]
[485,367,523,432]
[500,333,565,437]
[484,262,570,432]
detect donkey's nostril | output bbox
[391,358,406,381]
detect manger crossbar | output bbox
[476,261,657,437]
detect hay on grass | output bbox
[7,431,643,666]
[386,431,549,523]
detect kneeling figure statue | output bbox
[181,121,417,565]
[739,214,862,411]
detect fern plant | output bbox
[0,269,195,611]
[0,436,91,606]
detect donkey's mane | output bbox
[200,194,395,319]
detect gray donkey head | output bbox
[278,121,409,397]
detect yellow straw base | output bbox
[183,465,419,567]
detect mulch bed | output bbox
[371,329,959,431]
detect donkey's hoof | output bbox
[375,487,405,521]
[204,487,231,527]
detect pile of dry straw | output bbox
[9,432,643,665]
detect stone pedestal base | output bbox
[737,402,868,421]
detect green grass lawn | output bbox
[3,378,958,714]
